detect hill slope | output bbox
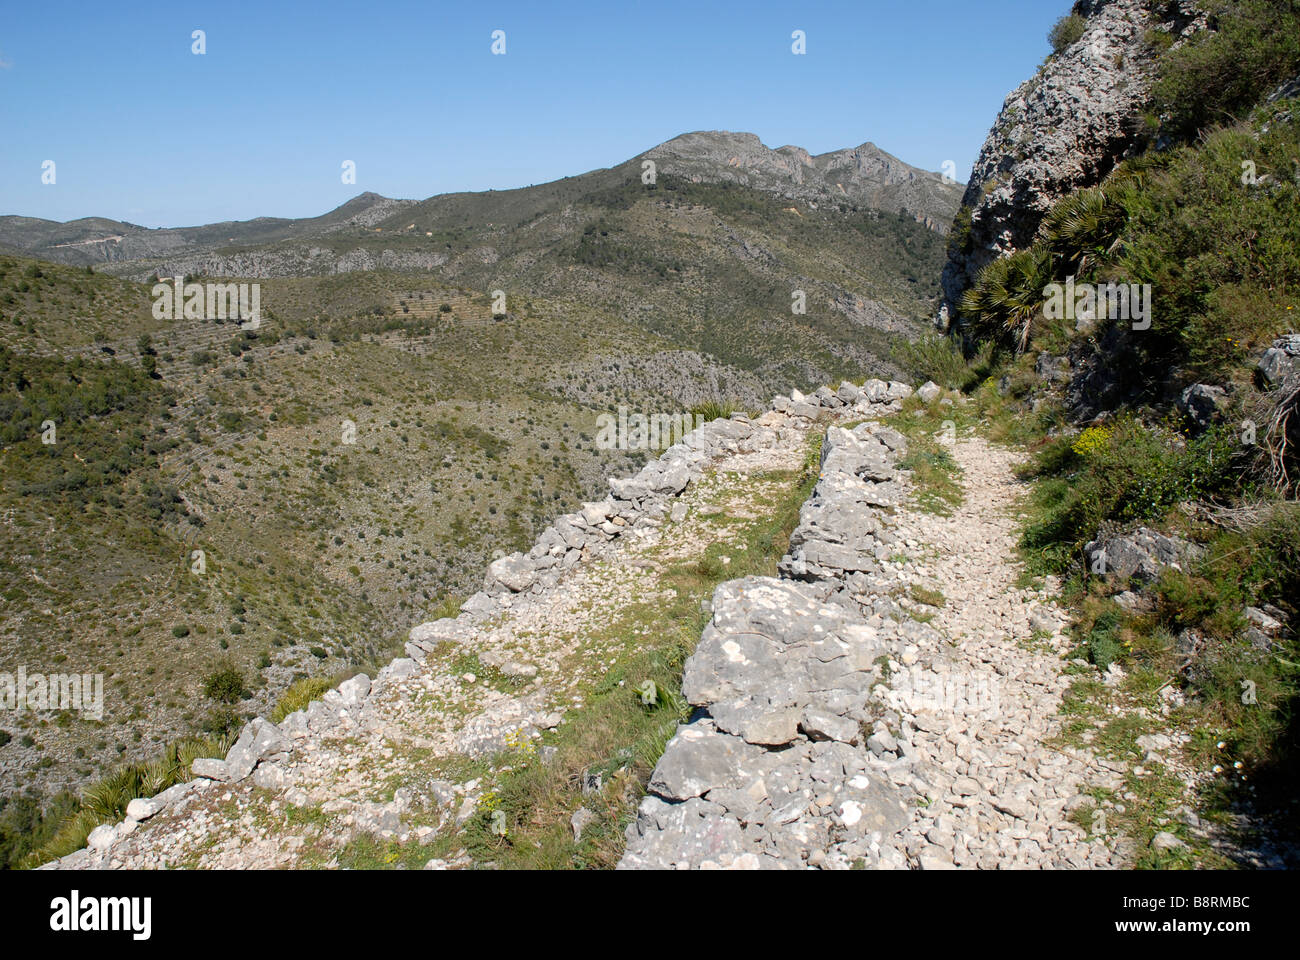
[0,131,957,860]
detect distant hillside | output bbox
[0,131,957,834]
[0,133,959,272]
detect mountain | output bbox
[0,132,961,276]
[646,131,962,232]
[0,193,414,267]
[0,131,957,827]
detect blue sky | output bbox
[0,0,1067,227]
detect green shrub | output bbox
[962,113,1299,382]
[892,331,984,389]
[690,400,738,423]
[1019,418,1241,573]
[1150,0,1300,141]
[1048,13,1087,55]
[960,246,1054,351]
[1084,610,1124,669]
[201,665,248,704]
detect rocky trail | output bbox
[46,381,1137,870]
[621,420,1132,869]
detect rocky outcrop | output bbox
[647,131,964,233]
[940,0,1206,319]
[1084,526,1203,583]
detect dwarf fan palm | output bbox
[961,246,1055,351]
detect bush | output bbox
[892,332,984,389]
[1048,13,1087,55]
[1150,0,1300,141]
[690,400,738,423]
[201,665,248,704]
[1084,610,1124,669]
[1019,417,1241,572]
[960,246,1054,351]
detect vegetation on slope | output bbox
[938,5,1300,861]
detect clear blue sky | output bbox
[0,0,1068,228]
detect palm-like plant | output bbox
[961,246,1055,352]
[1037,186,1126,275]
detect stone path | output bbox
[621,426,1130,869]
[47,381,904,869]
[881,438,1128,869]
[46,379,1137,870]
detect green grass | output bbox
[1016,416,1242,578]
[271,675,334,723]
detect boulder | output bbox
[485,553,538,593]
[86,824,118,853]
[647,727,767,802]
[125,797,158,820]
[220,717,293,782]
[1177,383,1228,431]
[836,381,864,405]
[1259,335,1300,387]
[338,674,372,706]
[799,708,860,745]
[813,386,843,407]
[460,592,499,619]
[1084,527,1203,583]
[192,757,229,781]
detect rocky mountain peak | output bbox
[646,131,964,232]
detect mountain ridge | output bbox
[0,132,961,272]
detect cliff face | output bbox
[939,0,1205,321]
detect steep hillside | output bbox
[940,0,1206,321]
[930,0,1300,862]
